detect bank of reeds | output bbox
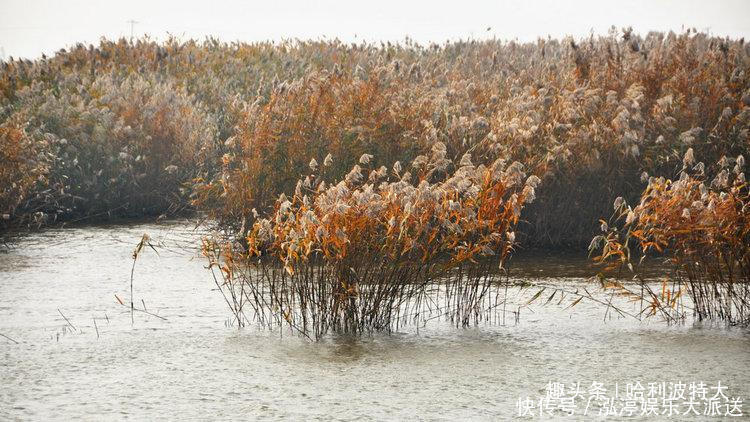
[2,30,748,247]
[590,152,749,325]
[3,29,749,332]
[191,29,750,248]
[0,114,46,224]
[1,70,218,229]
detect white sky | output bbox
[1,0,749,60]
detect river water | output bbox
[1,221,748,420]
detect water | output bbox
[1,221,748,420]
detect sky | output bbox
[1,0,749,60]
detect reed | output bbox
[3,30,747,249]
[188,29,750,248]
[0,114,47,227]
[203,152,535,338]
[590,152,749,325]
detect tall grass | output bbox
[590,152,749,325]
[190,30,750,248]
[0,114,47,223]
[2,28,749,331]
[203,152,534,338]
[4,72,217,226]
[2,29,749,249]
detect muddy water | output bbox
[1,221,748,420]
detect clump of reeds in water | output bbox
[203,147,536,339]
[590,151,749,325]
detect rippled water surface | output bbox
[1,221,748,420]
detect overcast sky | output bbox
[1,0,749,60]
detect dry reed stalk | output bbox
[591,153,749,325]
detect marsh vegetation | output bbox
[1,27,748,335]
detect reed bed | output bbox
[590,152,749,325]
[203,152,535,338]
[1,71,217,229]
[0,114,45,224]
[191,29,750,248]
[2,29,749,332]
[2,30,748,250]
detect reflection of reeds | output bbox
[591,153,749,325]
